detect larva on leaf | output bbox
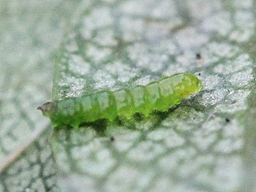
[38,73,202,128]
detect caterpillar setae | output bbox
[38,73,202,128]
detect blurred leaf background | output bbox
[1,0,256,192]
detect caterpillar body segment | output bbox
[38,73,202,128]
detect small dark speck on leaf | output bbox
[196,53,201,60]
[110,136,115,142]
[195,53,204,67]
[225,118,230,123]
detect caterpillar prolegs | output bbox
[38,73,202,128]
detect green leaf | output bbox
[52,0,256,192]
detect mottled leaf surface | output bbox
[0,0,81,191]
[52,0,256,192]
[1,0,256,192]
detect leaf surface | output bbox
[0,0,81,191]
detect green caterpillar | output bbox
[38,73,202,128]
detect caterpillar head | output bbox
[37,102,54,117]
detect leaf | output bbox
[52,0,256,191]
[2,0,256,191]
